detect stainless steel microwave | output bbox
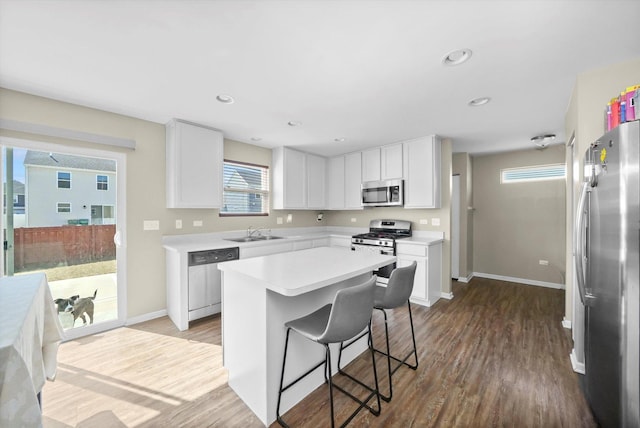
[361,179,404,207]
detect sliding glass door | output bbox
[1,137,126,339]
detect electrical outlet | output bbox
[351,218,357,223]
[175,219,182,229]
[420,219,428,225]
[143,220,159,231]
[277,217,283,225]
[539,260,549,266]
[431,218,440,226]
[193,220,203,227]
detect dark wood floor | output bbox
[43,278,597,427]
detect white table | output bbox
[0,273,63,427]
[218,247,395,426]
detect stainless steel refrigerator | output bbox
[575,120,640,427]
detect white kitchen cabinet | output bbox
[396,241,442,307]
[312,237,330,247]
[403,136,441,209]
[273,147,326,210]
[361,148,381,182]
[272,147,306,209]
[166,119,223,208]
[239,242,294,259]
[326,156,345,210]
[344,152,363,210]
[329,235,352,249]
[361,143,403,183]
[306,153,326,209]
[381,143,403,180]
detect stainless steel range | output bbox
[351,219,412,283]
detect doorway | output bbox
[1,137,126,340]
[452,174,461,280]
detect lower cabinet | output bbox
[396,242,442,307]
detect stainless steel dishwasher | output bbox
[187,247,239,321]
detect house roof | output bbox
[23,151,116,172]
[3,180,24,194]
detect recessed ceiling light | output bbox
[468,97,491,107]
[216,94,234,104]
[287,121,301,127]
[443,48,473,66]
[334,137,345,142]
[251,137,262,142]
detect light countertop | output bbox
[162,227,443,253]
[218,246,395,296]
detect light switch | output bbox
[420,219,428,225]
[286,214,293,223]
[277,217,283,225]
[431,218,440,226]
[351,218,357,223]
[143,220,159,231]
[175,219,182,229]
[193,220,203,227]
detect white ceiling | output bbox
[1,1,639,157]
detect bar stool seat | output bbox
[276,276,381,428]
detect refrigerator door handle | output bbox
[575,181,596,306]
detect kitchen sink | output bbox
[225,235,284,242]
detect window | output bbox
[57,202,71,213]
[221,160,269,216]
[501,164,566,184]
[57,171,71,188]
[97,174,108,190]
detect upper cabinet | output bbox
[326,152,363,210]
[361,148,381,182]
[381,143,403,180]
[166,119,223,209]
[403,136,441,209]
[326,155,345,210]
[361,143,403,182]
[344,152,364,210]
[306,153,326,209]
[272,147,326,210]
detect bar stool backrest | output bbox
[318,276,376,344]
[378,261,417,309]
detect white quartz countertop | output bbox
[162,227,443,253]
[218,246,395,296]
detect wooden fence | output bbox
[12,225,116,271]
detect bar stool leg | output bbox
[375,301,419,402]
[276,328,292,427]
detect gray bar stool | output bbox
[276,276,381,428]
[339,261,418,402]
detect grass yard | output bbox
[18,260,117,281]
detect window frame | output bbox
[57,171,71,189]
[57,202,71,213]
[96,174,109,191]
[500,163,566,184]
[220,159,270,217]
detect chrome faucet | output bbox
[247,226,264,237]
[247,226,271,238]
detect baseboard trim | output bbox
[570,349,585,374]
[456,273,474,283]
[440,292,454,300]
[126,309,167,326]
[562,317,572,329]
[472,272,565,290]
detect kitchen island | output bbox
[218,246,395,426]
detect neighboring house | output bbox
[223,164,265,214]
[23,151,116,227]
[3,180,25,214]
